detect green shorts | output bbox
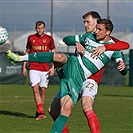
[59,55,86,105]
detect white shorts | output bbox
[80,79,98,102]
[29,70,49,88]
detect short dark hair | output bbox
[35,21,45,28]
[82,11,101,20]
[97,19,113,33]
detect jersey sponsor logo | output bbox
[32,46,48,50]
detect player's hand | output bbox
[117,60,126,71]
[22,67,27,76]
[49,68,55,76]
[90,46,106,59]
[76,42,85,55]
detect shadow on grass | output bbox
[0,110,34,118]
[103,94,133,98]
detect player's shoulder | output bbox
[83,32,95,39]
[28,34,36,38]
[44,33,51,37]
[43,33,53,39]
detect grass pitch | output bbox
[0,84,133,133]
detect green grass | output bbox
[0,84,133,133]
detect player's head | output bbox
[82,11,101,33]
[95,19,114,41]
[35,21,46,36]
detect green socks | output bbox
[28,52,54,63]
[51,115,68,133]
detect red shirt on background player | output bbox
[27,33,55,71]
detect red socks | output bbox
[51,109,99,133]
[85,110,100,133]
[62,124,69,133]
[36,103,44,114]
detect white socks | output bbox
[20,55,28,61]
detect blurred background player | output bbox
[22,21,56,120]
[48,11,129,133]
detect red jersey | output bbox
[26,33,55,71]
[89,67,105,84]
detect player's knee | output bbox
[82,104,92,113]
[33,89,40,97]
[54,53,67,63]
[54,53,61,61]
[60,101,73,117]
[82,97,93,112]
[41,88,46,94]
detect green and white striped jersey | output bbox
[74,33,123,78]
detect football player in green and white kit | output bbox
[7,19,128,133]
[48,11,129,133]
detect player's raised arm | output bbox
[63,35,86,54]
[63,36,77,46]
[105,36,130,50]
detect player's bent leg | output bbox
[7,50,54,63]
[28,52,54,63]
[6,50,68,67]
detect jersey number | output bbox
[86,82,94,92]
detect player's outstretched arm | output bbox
[90,37,130,58]
[104,36,130,51]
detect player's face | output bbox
[83,15,97,33]
[95,24,110,41]
[36,24,45,36]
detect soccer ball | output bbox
[0,26,8,45]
